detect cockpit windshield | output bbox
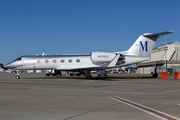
[15,57,22,61]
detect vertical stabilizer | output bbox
[126,31,173,57]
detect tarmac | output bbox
[0,73,180,120]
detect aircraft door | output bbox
[21,57,29,69]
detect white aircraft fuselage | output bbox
[5,54,148,70]
[4,31,174,79]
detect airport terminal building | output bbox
[136,41,180,74]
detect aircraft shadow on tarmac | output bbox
[32,75,154,81]
[1,73,154,80]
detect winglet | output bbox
[108,54,120,67]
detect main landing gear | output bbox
[85,70,92,79]
[15,71,22,79]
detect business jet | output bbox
[3,31,173,79]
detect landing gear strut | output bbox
[85,70,92,79]
[15,71,22,79]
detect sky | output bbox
[0,0,180,64]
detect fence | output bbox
[155,66,180,74]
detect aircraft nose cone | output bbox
[4,63,16,69]
[4,64,11,69]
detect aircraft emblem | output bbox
[139,41,148,52]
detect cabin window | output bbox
[37,60,41,63]
[53,60,57,63]
[69,59,72,63]
[76,59,80,63]
[61,59,65,63]
[45,60,49,63]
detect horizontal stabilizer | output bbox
[143,31,174,37]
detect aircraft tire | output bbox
[46,73,50,76]
[86,75,92,79]
[15,75,20,79]
[52,73,57,76]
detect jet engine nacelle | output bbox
[91,52,116,63]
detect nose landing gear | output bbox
[15,71,22,79]
[15,75,20,79]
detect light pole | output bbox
[164,29,167,72]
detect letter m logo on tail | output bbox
[139,41,148,52]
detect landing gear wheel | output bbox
[85,70,92,79]
[86,75,92,79]
[15,75,20,79]
[46,73,50,76]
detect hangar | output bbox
[136,41,180,74]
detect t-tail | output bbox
[124,31,174,57]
